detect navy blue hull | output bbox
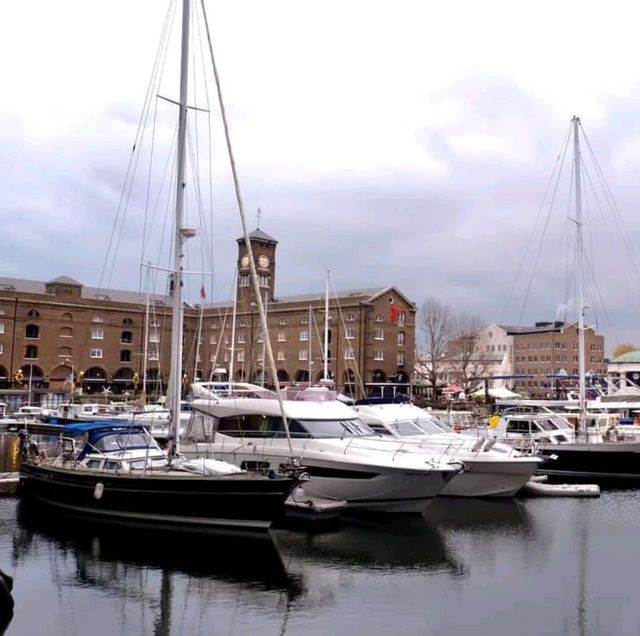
[19,462,297,531]
[538,443,640,482]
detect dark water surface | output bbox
[1,489,639,636]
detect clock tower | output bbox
[236,227,278,307]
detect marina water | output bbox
[1,435,637,635]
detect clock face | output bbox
[258,255,270,268]
[240,255,249,267]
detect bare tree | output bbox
[417,298,453,398]
[446,312,487,392]
[612,343,637,359]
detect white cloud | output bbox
[3,0,640,352]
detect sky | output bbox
[3,0,640,355]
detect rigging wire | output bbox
[328,272,366,398]
[200,0,294,458]
[501,122,572,324]
[98,0,177,294]
[515,123,573,325]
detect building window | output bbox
[299,331,309,342]
[397,352,405,366]
[278,318,287,326]
[25,324,39,339]
[209,335,217,345]
[259,275,269,288]
[346,313,355,322]
[344,348,354,360]
[90,349,103,359]
[121,331,133,344]
[397,331,405,346]
[299,350,309,361]
[398,312,406,326]
[0,309,5,315]
[150,319,160,328]
[300,316,309,324]
[0,322,4,334]
[237,351,245,362]
[92,316,104,323]
[27,309,40,319]
[123,317,134,326]
[277,351,286,361]
[239,275,250,287]
[0,344,3,355]
[238,332,246,344]
[374,329,384,341]
[375,314,384,322]
[149,331,160,343]
[278,332,286,342]
[345,328,355,340]
[59,326,73,338]
[58,346,72,357]
[374,350,384,361]
[149,352,159,361]
[90,328,103,340]
[239,319,247,327]
[25,345,38,359]
[223,351,229,362]
[120,350,131,363]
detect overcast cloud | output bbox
[3,0,640,355]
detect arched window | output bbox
[92,316,104,323]
[25,324,39,339]
[27,309,40,319]
[122,317,134,326]
[60,326,73,338]
[0,309,6,316]
[374,314,384,322]
[58,346,72,357]
[61,312,73,321]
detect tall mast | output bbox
[167,0,193,451]
[228,268,238,388]
[572,115,587,436]
[308,304,312,383]
[323,271,330,381]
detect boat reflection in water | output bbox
[12,501,305,636]
[275,514,461,573]
[427,497,534,532]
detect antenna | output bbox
[256,207,262,229]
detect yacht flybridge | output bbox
[187,383,461,514]
[353,402,542,497]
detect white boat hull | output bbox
[183,443,454,514]
[440,458,541,498]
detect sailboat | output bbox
[18,0,301,530]
[499,117,640,483]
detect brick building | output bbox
[0,228,415,404]
[494,321,606,396]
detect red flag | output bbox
[200,285,207,300]
[390,307,400,324]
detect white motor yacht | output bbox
[353,401,542,498]
[187,384,461,514]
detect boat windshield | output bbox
[296,418,374,438]
[539,418,565,431]
[378,420,425,437]
[412,417,452,435]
